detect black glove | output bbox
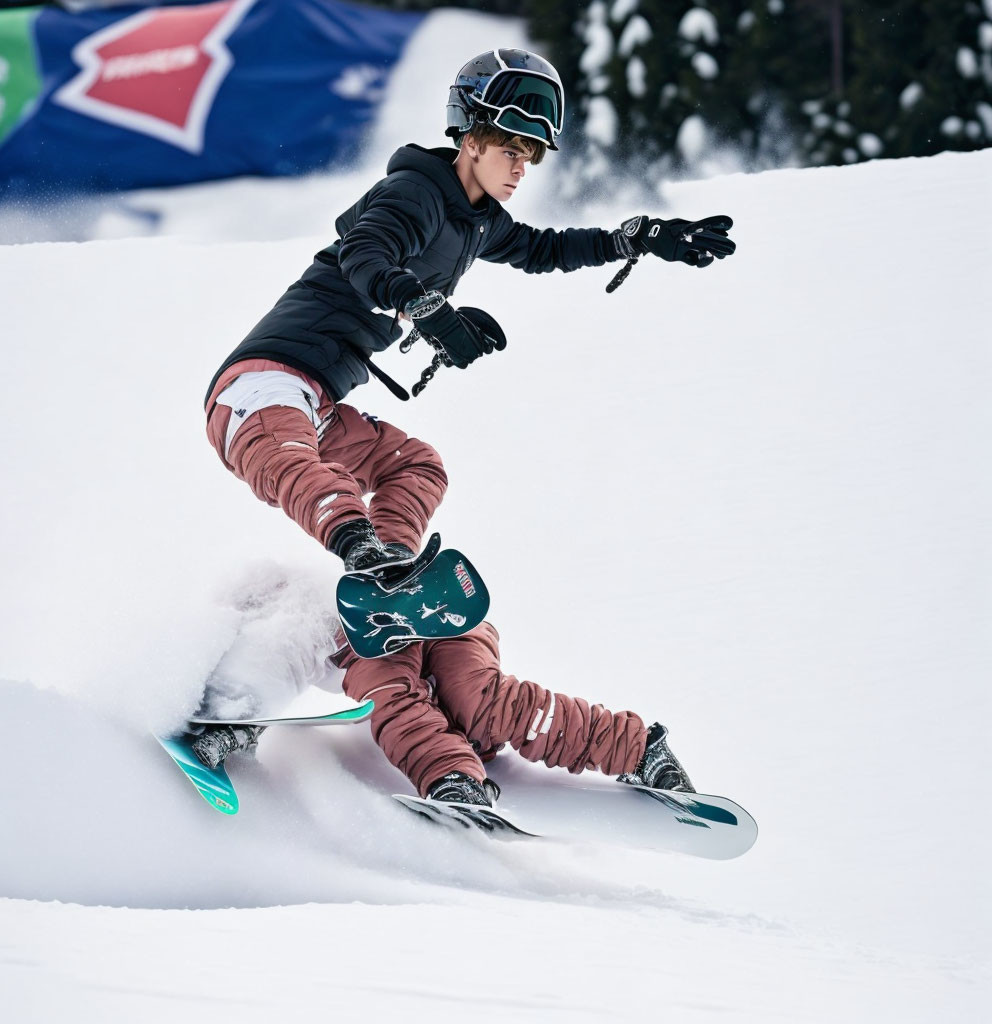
[406,292,505,369]
[329,519,414,573]
[458,306,506,352]
[612,214,736,268]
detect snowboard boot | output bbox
[191,724,266,770]
[620,722,695,793]
[426,771,501,806]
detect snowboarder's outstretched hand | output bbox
[612,214,736,268]
[406,292,505,369]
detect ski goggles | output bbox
[475,71,564,149]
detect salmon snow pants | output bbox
[336,622,648,796]
[205,358,447,553]
[206,359,647,795]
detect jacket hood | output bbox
[386,144,496,221]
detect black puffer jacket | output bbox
[206,145,619,405]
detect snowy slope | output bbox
[2,11,991,1021]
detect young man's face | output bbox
[466,137,530,202]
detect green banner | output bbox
[0,7,42,148]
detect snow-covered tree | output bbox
[802,1,992,165]
[370,0,992,188]
[534,1,816,195]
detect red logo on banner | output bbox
[54,0,255,154]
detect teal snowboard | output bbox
[189,700,374,727]
[157,732,239,815]
[336,537,490,659]
[158,699,374,814]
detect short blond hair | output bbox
[464,121,547,165]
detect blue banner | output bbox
[0,0,424,194]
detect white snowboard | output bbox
[400,757,758,860]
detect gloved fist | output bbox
[405,292,505,369]
[612,214,736,268]
[458,306,507,352]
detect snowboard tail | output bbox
[620,782,756,856]
[159,698,375,814]
[156,733,239,815]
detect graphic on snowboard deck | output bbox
[156,733,239,815]
[189,699,374,727]
[398,760,757,859]
[337,542,490,659]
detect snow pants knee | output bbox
[339,623,648,796]
[205,361,447,551]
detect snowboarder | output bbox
[202,48,737,581]
[192,617,694,805]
